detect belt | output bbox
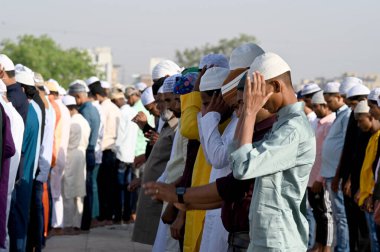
[228,232,250,249]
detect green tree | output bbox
[1,34,98,88]
[175,33,258,67]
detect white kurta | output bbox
[63,113,90,199]
[0,97,24,252]
[51,99,71,228]
[36,98,55,183]
[153,120,188,252]
[115,104,138,164]
[198,112,238,252]
[63,113,90,228]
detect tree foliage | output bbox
[1,34,98,88]
[175,33,257,67]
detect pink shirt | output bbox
[308,112,336,187]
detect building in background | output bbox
[87,47,113,84]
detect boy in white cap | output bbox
[224,52,316,251]
[61,95,90,234]
[307,91,335,252]
[353,101,380,249]
[321,81,351,251]
[368,88,380,120]
[301,83,321,131]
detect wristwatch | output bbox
[176,187,187,203]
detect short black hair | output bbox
[348,95,368,102]
[89,82,107,97]
[6,70,15,78]
[202,89,221,97]
[67,105,79,111]
[152,76,167,95]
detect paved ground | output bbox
[44,224,152,252]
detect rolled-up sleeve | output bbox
[231,125,299,180]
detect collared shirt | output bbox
[308,113,336,187]
[321,104,351,178]
[132,99,155,157]
[100,98,120,151]
[79,101,100,151]
[115,104,139,163]
[230,102,316,251]
[216,115,276,233]
[6,82,29,124]
[36,99,56,183]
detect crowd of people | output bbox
[0,42,379,252]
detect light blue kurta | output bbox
[320,104,351,178]
[230,102,316,251]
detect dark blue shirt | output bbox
[79,101,100,151]
[6,82,29,125]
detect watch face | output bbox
[176,187,186,195]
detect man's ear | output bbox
[271,80,281,93]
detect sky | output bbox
[1,0,380,85]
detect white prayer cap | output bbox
[339,77,362,95]
[141,87,155,106]
[48,78,59,86]
[110,92,125,100]
[152,60,181,80]
[247,52,291,81]
[199,54,229,69]
[311,91,326,104]
[86,76,100,86]
[16,71,35,86]
[346,84,370,99]
[114,83,125,92]
[378,97,380,107]
[229,43,265,70]
[162,74,181,94]
[323,82,341,94]
[301,83,321,96]
[0,54,15,71]
[69,79,89,92]
[15,64,33,74]
[34,72,44,86]
[200,67,229,92]
[368,88,380,102]
[158,86,164,94]
[354,100,370,114]
[134,82,147,92]
[58,86,67,95]
[0,80,7,94]
[101,80,111,89]
[46,79,59,92]
[62,95,77,106]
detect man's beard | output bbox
[160,109,174,122]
